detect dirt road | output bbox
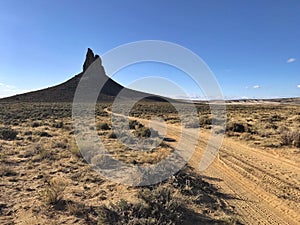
[198,135,300,225]
[124,113,300,224]
[106,108,300,224]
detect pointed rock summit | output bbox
[83,48,100,72]
[0,47,168,103]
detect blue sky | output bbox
[0,0,299,99]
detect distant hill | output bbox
[0,48,167,103]
[224,97,300,105]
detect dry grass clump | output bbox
[32,144,54,161]
[220,217,240,225]
[0,165,18,177]
[42,177,66,205]
[69,140,82,158]
[66,201,86,217]
[52,140,67,149]
[281,130,300,147]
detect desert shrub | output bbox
[281,130,294,146]
[281,130,300,147]
[120,135,135,145]
[0,127,18,140]
[265,123,278,130]
[24,131,33,136]
[220,216,239,225]
[42,177,66,205]
[108,131,117,139]
[185,115,216,128]
[129,120,138,129]
[98,187,183,225]
[128,120,144,129]
[52,121,64,128]
[268,114,284,122]
[66,201,85,217]
[37,149,53,161]
[0,166,18,177]
[69,141,82,158]
[199,116,212,126]
[293,134,300,148]
[32,144,54,161]
[98,199,144,225]
[239,133,253,141]
[226,122,245,133]
[138,188,183,223]
[185,119,200,128]
[259,130,272,138]
[52,141,67,149]
[97,122,110,130]
[32,122,41,127]
[293,115,300,122]
[135,127,159,138]
[278,126,289,133]
[38,131,52,137]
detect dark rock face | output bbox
[83,48,100,72]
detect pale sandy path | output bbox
[106,108,300,224]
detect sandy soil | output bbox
[1,105,298,224]
[131,112,300,224]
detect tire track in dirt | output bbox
[220,152,300,205]
[196,131,300,224]
[206,161,296,225]
[158,126,300,224]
